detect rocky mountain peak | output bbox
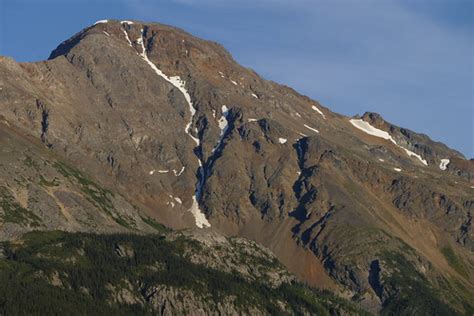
[49,19,237,80]
[0,19,473,314]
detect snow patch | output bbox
[439,159,450,171]
[137,30,199,145]
[231,80,238,86]
[103,31,110,37]
[218,105,229,131]
[171,75,200,145]
[149,170,155,175]
[278,138,287,144]
[188,196,211,228]
[379,158,385,162]
[174,197,182,204]
[304,124,319,133]
[394,168,402,172]
[121,20,134,25]
[94,20,108,25]
[138,29,209,228]
[248,118,258,122]
[350,119,395,143]
[403,148,428,166]
[121,29,133,47]
[158,170,169,174]
[295,112,302,118]
[212,105,230,153]
[252,93,259,99]
[120,23,133,47]
[298,132,308,138]
[349,119,428,166]
[173,166,185,177]
[311,105,326,119]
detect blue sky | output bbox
[1,0,472,157]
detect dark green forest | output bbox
[0,231,366,315]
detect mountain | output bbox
[0,19,473,314]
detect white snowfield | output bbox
[137,30,198,144]
[278,138,288,144]
[167,195,176,207]
[94,20,108,25]
[149,169,170,175]
[121,20,134,25]
[298,132,308,138]
[350,119,394,142]
[173,166,185,177]
[168,195,183,205]
[399,147,427,166]
[188,196,210,228]
[138,30,210,228]
[394,168,402,172]
[349,119,428,166]
[248,118,258,122]
[439,159,450,171]
[121,24,133,47]
[311,105,326,119]
[212,105,230,153]
[218,105,229,132]
[304,124,319,134]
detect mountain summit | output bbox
[0,19,472,314]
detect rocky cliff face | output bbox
[0,19,473,314]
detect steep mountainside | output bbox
[0,19,473,314]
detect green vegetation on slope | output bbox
[0,186,41,227]
[380,251,458,316]
[441,245,469,278]
[38,174,60,187]
[140,215,171,233]
[53,161,135,229]
[0,231,366,315]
